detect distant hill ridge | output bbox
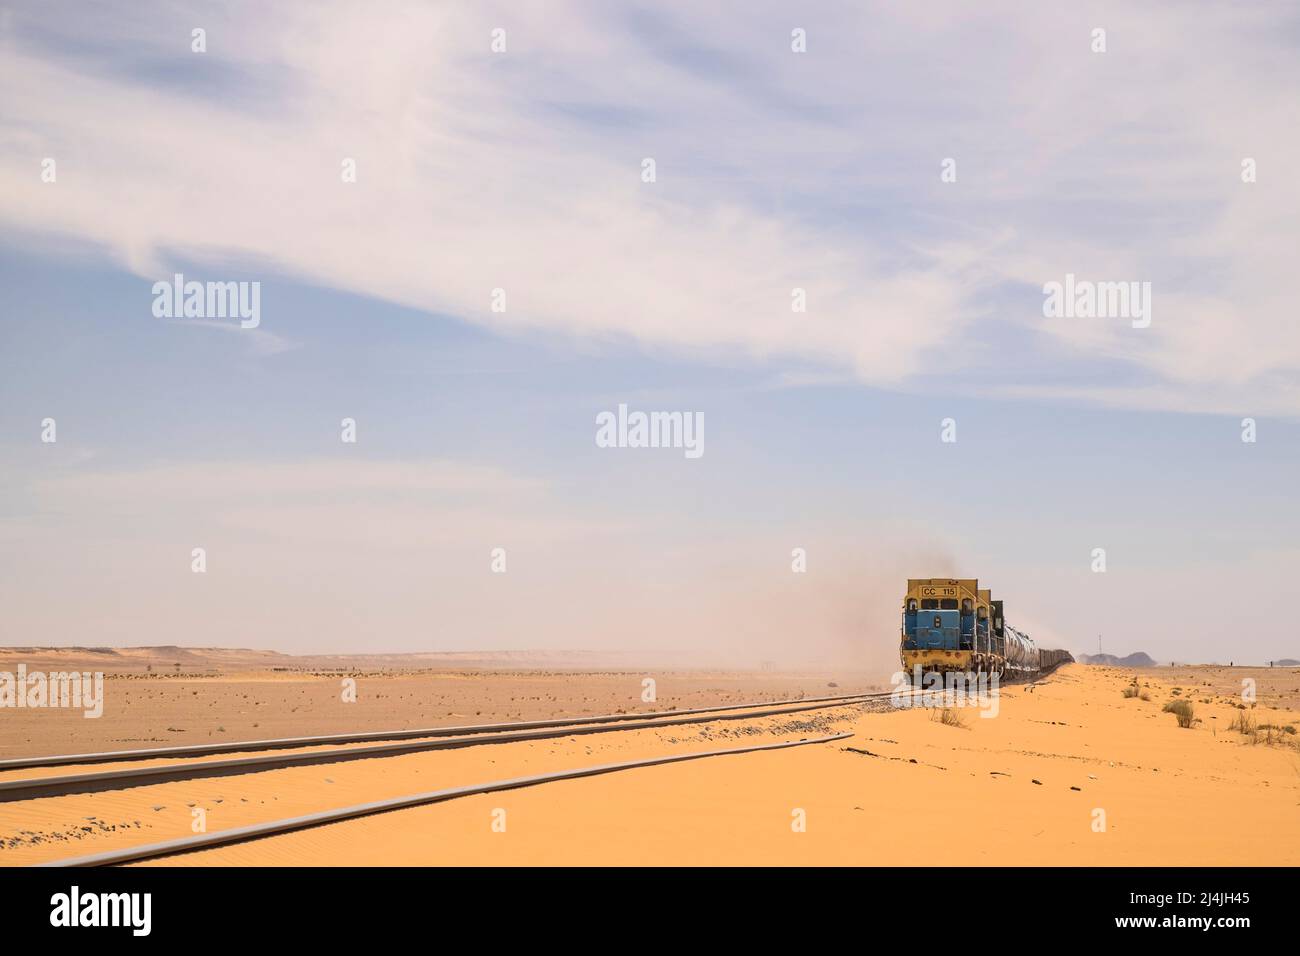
[1079,652,1158,667]
[0,645,754,672]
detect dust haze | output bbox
[3,457,956,674]
[540,539,959,676]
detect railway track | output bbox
[0,690,879,772]
[39,732,853,867]
[0,691,896,802]
[10,676,1053,867]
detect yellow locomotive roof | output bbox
[906,578,978,590]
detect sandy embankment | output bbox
[152,664,1300,865]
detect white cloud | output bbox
[0,1,1297,413]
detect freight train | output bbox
[901,578,1072,683]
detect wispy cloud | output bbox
[1,1,1297,413]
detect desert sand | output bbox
[0,646,873,758]
[1,657,1296,866]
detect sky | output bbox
[1,1,1298,669]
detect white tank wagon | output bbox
[1003,625,1039,673]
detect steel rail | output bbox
[0,690,884,771]
[0,696,886,802]
[38,732,853,867]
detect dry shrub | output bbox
[1162,699,1195,728]
[931,707,967,729]
[1229,710,1256,735]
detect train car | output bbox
[901,578,1072,683]
[900,578,979,679]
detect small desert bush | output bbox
[1121,684,1140,698]
[931,707,967,728]
[1229,710,1256,735]
[1162,699,1195,728]
[1251,724,1299,748]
